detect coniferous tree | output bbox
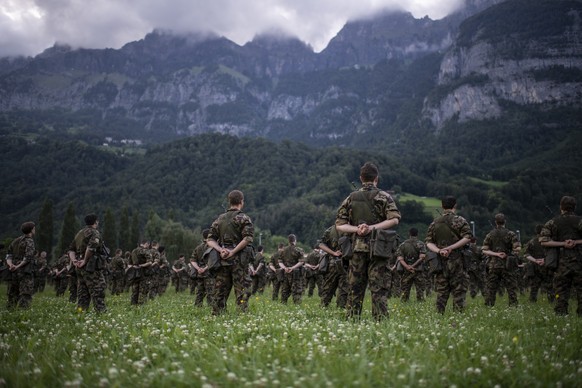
[102,208,117,251]
[57,202,79,255]
[119,207,130,252]
[37,198,54,260]
[130,210,140,249]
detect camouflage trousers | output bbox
[468,268,485,298]
[110,272,125,295]
[251,273,266,295]
[280,270,304,305]
[553,257,582,316]
[77,268,107,313]
[7,271,34,309]
[320,259,348,309]
[212,262,251,315]
[271,270,283,301]
[527,265,554,303]
[485,267,519,307]
[400,269,425,302]
[69,272,78,303]
[346,252,392,320]
[194,276,215,307]
[434,255,469,314]
[55,276,68,297]
[131,276,151,305]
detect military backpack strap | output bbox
[350,189,380,225]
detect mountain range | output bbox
[0,0,581,247]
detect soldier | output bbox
[523,225,554,303]
[5,221,36,309]
[303,245,322,297]
[172,254,189,293]
[336,162,401,320]
[206,190,254,315]
[318,225,349,309]
[68,214,108,313]
[157,246,171,295]
[396,228,427,302]
[467,238,486,298]
[269,243,285,301]
[148,241,162,299]
[53,253,71,297]
[130,240,153,305]
[190,229,215,307]
[540,196,582,316]
[110,248,126,295]
[35,251,49,293]
[249,245,266,295]
[279,234,305,305]
[482,213,521,307]
[425,196,472,314]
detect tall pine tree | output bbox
[57,202,79,255]
[130,210,140,249]
[119,207,130,252]
[102,208,117,251]
[37,198,54,260]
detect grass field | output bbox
[1,284,581,387]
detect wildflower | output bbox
[227,372,237,381]
[512,336,518,344]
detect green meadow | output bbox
[1,285,581,387]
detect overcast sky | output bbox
[0,0,464,58]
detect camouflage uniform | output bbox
[250,251,267,295]
[270,250,284,301]
[425,210,472,313]
[336,182,401,320]
[524,235,554,303]
[467,243,486,298]
[319,226,349,309]
[396,236,427,302]
[191,241,215,307]
[482,226,521,307]
[110,253,126,295]
[157,251,171,295]
[34,255,49,293]
[69,227,108,313]
[6,235,36,309]
[130,246,153,305]
[208,208,254,315]
[279,244,305,304]
[149,247,162,299]
[303,249,322,297]
[172,257,189,293]
[54,254,70,297]
[540,211,582,316]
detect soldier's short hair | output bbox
[84,214,98,226]
[21,221,35,234]
[288,234,297,244]
[202,229,210,239]
[409,228,418,237]
[158,245,165,253]
[360,162,379,182]
[560,196,576,212]
[278,242,285,249]
[441,196,457,210]
[228,190,244,206]
[257,245,264,252]
[494,213,506,225]
[115,248,123,255]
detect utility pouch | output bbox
[369,229,397,260]
[505,255,518,271]
[85,256,96,273]
[338,235,353,261]
[544,248,559,270]
[426,251,443,276]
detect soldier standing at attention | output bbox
[540,196,582,316]
[523,225,554,303]
[206,190,254,315]
[336,162,401,320]
[279,234,305,305]
[110,248,126,295]
[425,196,472,314]
[396,228,427,302]
[318,224,349,309]
[6,221,36,309]
[482,213,521,307]
[68,214,107,313]
[269,243,285,301]
[130,240,153,305]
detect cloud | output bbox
[0,0,464,57]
